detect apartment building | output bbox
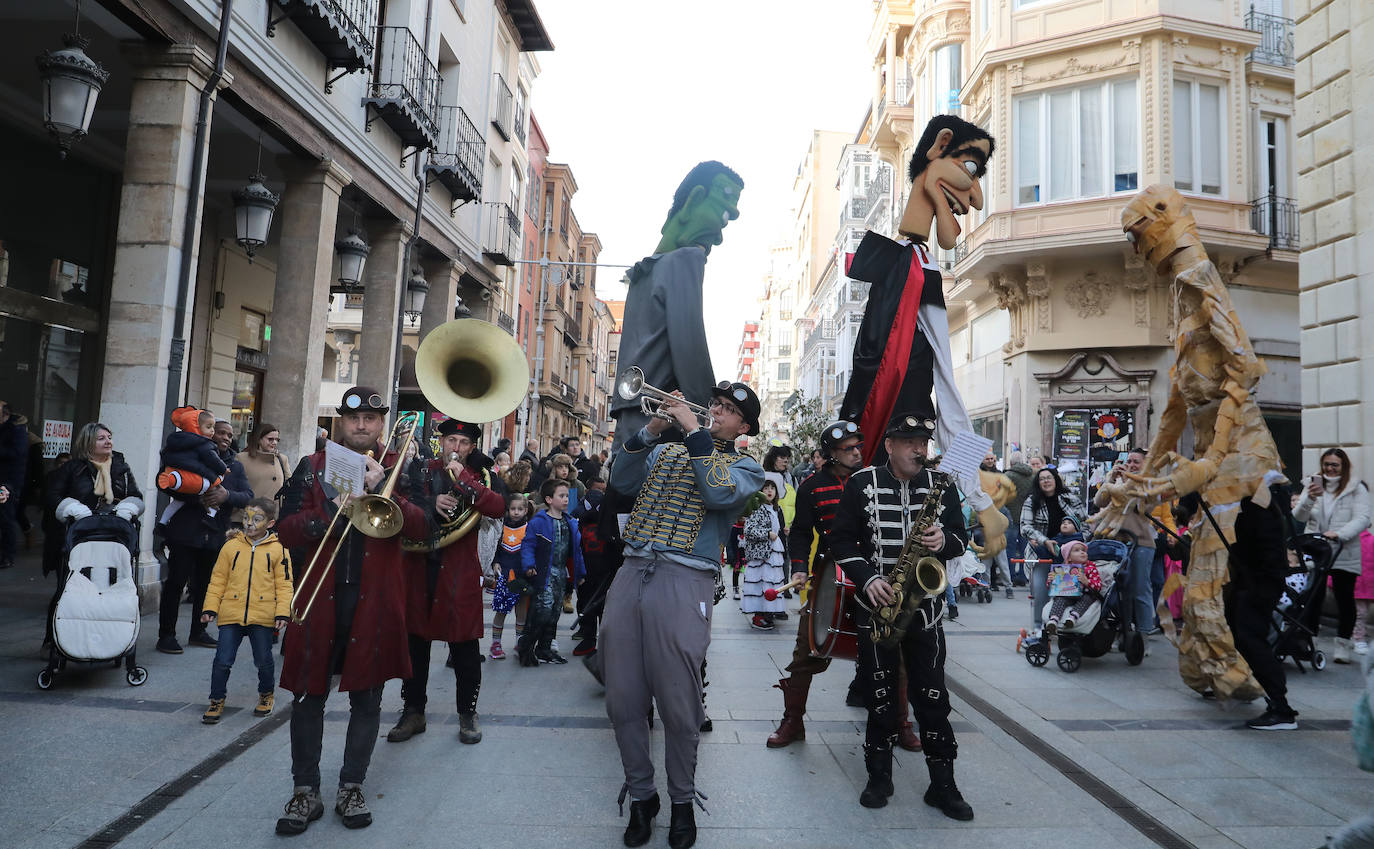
[856,0,1301,491]
[737,320,761,390]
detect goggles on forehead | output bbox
[829,421,860,441]
[344,392,384,410]
[902,416,936,431]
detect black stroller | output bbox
[1025,535,1147,672]
[39,511,148,689]
[1269,533,1339,672]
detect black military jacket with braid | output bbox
[828,463,968,595]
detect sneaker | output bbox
[732,586,741,600]
[155,636,184,655]
[1006,587,1015,599]
[254,692,274,717]
[188,632,218,649]
[750,614,774,631]
[458,712,482,744]
[1246,707,1298,731]
[489,640,506,660]
[334,783,372,829]
[202,698,225,724]
[536,649,568,664]
[1357,641,1369,656]
[276,787,324,835]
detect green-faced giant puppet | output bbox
[839,115,1009,554]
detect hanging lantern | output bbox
[232,174,279,261]
[36,32,109,159]
[404,269,429,325]
[335,229,371,290]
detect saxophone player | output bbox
[829,410,973,819]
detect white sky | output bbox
[530,1,873,376]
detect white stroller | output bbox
[39,511,147,689]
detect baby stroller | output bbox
[39,511,147,689]
[1270,533,1339,672]
[1025,536,1145,672]
[949,550,994,603]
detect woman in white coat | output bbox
[1294,448,1372,663]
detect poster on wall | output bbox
[42,420,72,459]
[1053,410,1089,460]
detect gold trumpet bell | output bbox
[415,318,530,422]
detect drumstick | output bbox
[764,575,808,602]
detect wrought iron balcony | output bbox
[805,320,835,354]
[491,73,514,141]
[497,310,515,335]
[848,196,870,219]
[1250,193,1299,251]
[363,26,439,150]
[1245,8,1295,67]
[864,169,891,216]
[514,98,528,146]
[269,0,377,89]
[425,105,483,212]
[482,202,521,266]
[954,239,969,265]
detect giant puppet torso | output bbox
[610,247,716,450]
[276,447,428,696]
[403,460,506,644]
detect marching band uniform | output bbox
[387,420,505,745]
[602,381,764,849]
[828,412,973,820]
[275,387,428,834]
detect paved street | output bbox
[2,550,1369,849]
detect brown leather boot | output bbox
[766,676,811,748]
[895,673,921,752]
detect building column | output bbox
[358,220,411,394]
[419,256,464,338]
[261,158,353,465]
[100,44,225,602]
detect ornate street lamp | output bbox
[403,269,429,326]
[232,174,279,261]
[35,2,110,159]
[334,228,370,292]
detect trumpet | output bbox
[616,366,714,429]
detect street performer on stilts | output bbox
[386,420,505,747]
[829,410,973,820]
[839,114,1007,555]
[274,387,428,836]
[766,419,917,752]
[602,381,764,849]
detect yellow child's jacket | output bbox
[203,531,293,627]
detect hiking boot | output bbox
[156,636,183,655]
[924,758,974,820]
[334,783,372,829]
[668,801,697,849]
[458,712,482,744]
[1246,703,1298,730]
[275,786,323,835]
[253,692,274,717]
[188,631,218,648]
[898,721,922,752]
[624,793,660,847]
[202,698,225,724]
[386,711,426,742]
[767,676,809,748]
[489,640,506,660]
[859,746,894,808]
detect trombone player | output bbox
[274,387,428,836]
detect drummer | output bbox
[766,420,871,748]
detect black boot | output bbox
[668,801,697,849]
[623,793,660,847]
[923,757,974,821]
[859,745,894,808]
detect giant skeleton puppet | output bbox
[839,116,1008,554]
[1093,185,1283,701]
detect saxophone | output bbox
[870,461,952,648]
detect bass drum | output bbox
[807,553,859,662]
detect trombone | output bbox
[616,366,714,430]
[292,414,419,624]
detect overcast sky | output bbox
[530,1,872,376]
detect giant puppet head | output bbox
[897,116,995,250]
[655,161,744,255]
[1121,184,1209,276]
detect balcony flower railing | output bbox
[1245,7,1295,67]
[1250,193,1299,251]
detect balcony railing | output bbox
[1250,193,1299,251]
[1245,8,1295,67]
[849,196,870,219]
[482,201,521,265]
[425,105,483,210]
[497,310,515,335]
[491,73,514,141]
[954,239,969,265]
[864,169,891,215]
[269,0,377,85]
[514,98,527,146]
[363,26,439,150]
[805,320,834,354]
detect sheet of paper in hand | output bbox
[1048,566,1083,597]
[939,430,994,483]
[323,441,367,498]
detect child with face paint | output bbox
[199,497,293,724]
[489,492,533,660]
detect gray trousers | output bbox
[601,556,713,804]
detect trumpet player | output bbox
[829,410,972,820]
[387,420,505,746]
[274,387,428,836]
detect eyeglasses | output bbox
[709,399,741,418]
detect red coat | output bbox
[277,445,428,696]
[405,463,505,643]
